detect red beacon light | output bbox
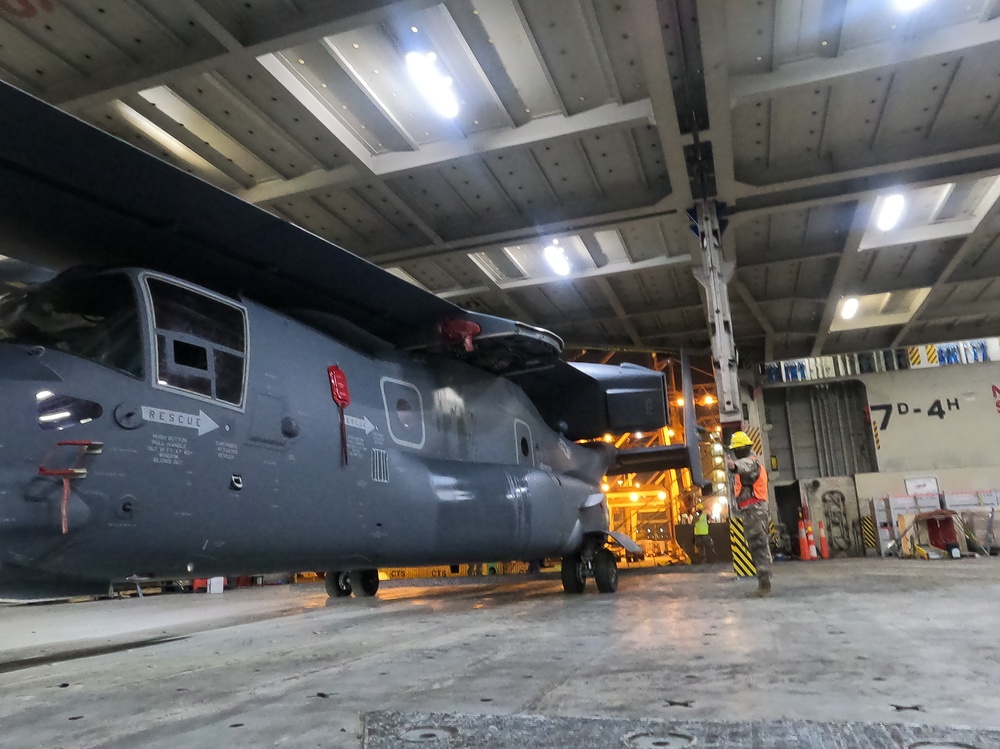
[441,319,482,353]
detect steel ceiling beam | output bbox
[369,197,679,264]
[55,0,445,110]
[732,148,1000,221]
[733,279,777,361]
[634,0,694,209]
[694,0,737,205]
[535,302,706,330]
[595,277,644,347]
[919,301,1000,322]
[731,16,1000,103]
[180,0,244,52]
[736,249,841,269]
[236,97,655,202]
[494,253,694,291]
[891,188,1000,347]
[811,199,876,356]
[369,100,654,174]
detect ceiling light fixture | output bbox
[877,193,906,231]
[841,297,860,320]
[893,0,929,10]
[543,242,571,276]
[405,51,459,118]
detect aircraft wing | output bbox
[0,80,560,369]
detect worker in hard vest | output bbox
[727,431,772,596]
[692,506,714,563]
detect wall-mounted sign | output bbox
[904,476,939,496]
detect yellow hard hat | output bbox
[729,431,753,449]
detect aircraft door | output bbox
[514,419,534,467]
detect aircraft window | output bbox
[147,278,247,406]
[173,340,209,371]
[381,377,425,449]
[520,437,530,457]
[0,273,143,378]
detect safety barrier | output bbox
[730,518,756,577]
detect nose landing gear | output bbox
[561,543,619,594]
[324,568,380,599]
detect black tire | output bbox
[594,548,618,593]
[325,570,352,598]
[350,569,380,597]
[560,553,586,594]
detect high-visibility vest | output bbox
[694,513,710,536]
[733,458,768,509]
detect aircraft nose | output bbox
[0,343,62,479]
[0,343,64,384]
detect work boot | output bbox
[755,572,772,597]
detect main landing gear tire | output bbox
[349,569,380,597]
[560,553,586,594]
[594,548,618,594]
[325,570,352,598]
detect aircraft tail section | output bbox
[513,360,669,442]
[605,350,709,486]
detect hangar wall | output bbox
[759,361,1000,500]
[859,362,1000,474]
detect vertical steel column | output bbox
[692,199,742,425]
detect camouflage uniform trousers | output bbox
[739,501,772,577]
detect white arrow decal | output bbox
[344,414,376,435]
[141,406,220,436]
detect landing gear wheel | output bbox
[594,548,618,593]
[349,569,380,597]
[560,553,586,594]
[325,571,352,598]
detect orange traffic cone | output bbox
[798,520,809,560]
[806,524,818,560]
[818,521,830,559]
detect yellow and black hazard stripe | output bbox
[926,344,939,365]
[730,518,757,577]
[907,347,921,366]
[747,426,763,456]
[871,421,881,450]
[861,515,878,549]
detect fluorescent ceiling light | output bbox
[893,0,928,10]
[840,297,860,320]
[543,241,571,276]
[405,51,459,119]
[877,194,906,231]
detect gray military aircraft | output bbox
[0,80,705,601]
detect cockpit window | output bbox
[146,277,247,407]
[0,273,143,378]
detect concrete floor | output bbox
[1,558,999,748]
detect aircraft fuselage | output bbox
[0,269,612,586]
